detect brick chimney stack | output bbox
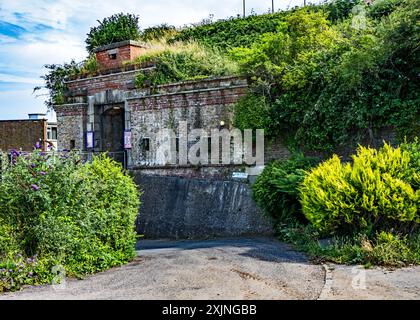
[94,40,147,70]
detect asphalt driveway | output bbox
[0,237,419,300]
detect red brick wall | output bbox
[129,86,248,112]
[96,44,147,70]
[66,70,141,96]
[0,120,47,152]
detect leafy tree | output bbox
[85,13,141,54]
[34,61,82,108]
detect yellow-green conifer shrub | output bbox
[300,142,419,235]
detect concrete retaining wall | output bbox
[133,174,273,239]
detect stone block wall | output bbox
[54,103,87,150]
[59,71,293,178]
[128,76,249,168]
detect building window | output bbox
[142,138,150,152]
[70,140,75,150]
[108,53,117,60]
[47,127,57,140]
[51,127,57,140]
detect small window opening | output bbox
[70,140,76,150]
[207,137,212,155]
[109,53,117,60]
[142,138,150,152]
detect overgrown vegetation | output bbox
[0,151,140,292]
[85,13,141,54]
[233,0,420,153]
[168,1,364,50]
[278,225,420,267]
[34,61,82,108]
[140,24,177,42]
[134,41,238,87]
[170,11,291,50]
[253,154,319,227]
[254,140,420,267]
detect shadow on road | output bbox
[137,237,309,264]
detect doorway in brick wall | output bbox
[100,105,125,164]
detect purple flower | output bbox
[31,184,40,191]
[40,171,46,176]
[31,164,36,168]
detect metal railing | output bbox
[0,150,128,179]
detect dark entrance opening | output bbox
[101,105,125,164]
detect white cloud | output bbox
[0,73,43,84]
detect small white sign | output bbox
[232,172,248,179]
[124,130,132,149]
[86,131,94,149]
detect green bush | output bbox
[253,154,319,227]
[0,255,56,292]
[368,0,403,19]
[0,151,140,292]
[81,55,98,74]
[300,142,420,236]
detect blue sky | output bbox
[0,0,310,120]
